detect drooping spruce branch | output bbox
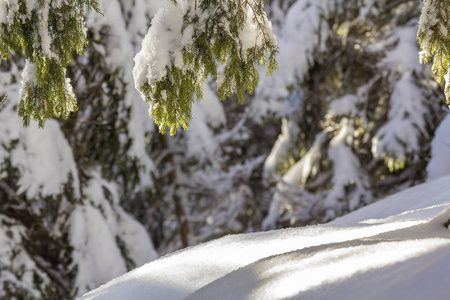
[417,0,450,102]
[0,0,100,127]
[133,0,278,135]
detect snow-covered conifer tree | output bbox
[261,0,445,229]
[0,0,161,297]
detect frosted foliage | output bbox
[115,208,159,267]
[87,0,156,188]
[0,1,162,297]
[0,62,79,199]
[70,171,157,296]
[20,62,38,88]
[133,1,185,92]
[70,205,127,296]
[193,185,251,242]
[0,0,19,25]
[257,0,329,101]
[0,215,49,298]
[133,0,276,124]
[237,3,275,60]
[372,25,428,165]
[357,0,378,21]
[0,0,80,59]
[185,83,226,163]
[0,63,22,150]
[118,0,163,49]
[0,2,6,24]
[197,84,226,128]
[263,133,326,230]
[417,0,438,61]
[264,93,303,178]
[38,1,55,58]
[372,75,426,162]
[259,0,442,233]
[87,1,131,70]
[263,118,292,178]
[329,94,359,116]
[193,156,264,200]
[324,120,372,220]
[386,26,423,73]
[187,104,220,163]
[11,120,79,198]
[283,133,326,187]
[427,115,450,181]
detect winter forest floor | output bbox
[80,174,450,299]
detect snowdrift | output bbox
[79,175,450,299]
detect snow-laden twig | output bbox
[0,95,7,105]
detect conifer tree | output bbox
[0,1,160,297]
[260,0,444,229]
[0,0,100,127]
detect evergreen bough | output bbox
[0,0,100,127]
[418,0,450,103]
[133,0,278,135]
[1,0,277,133]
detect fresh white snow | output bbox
[79,174,450,299]
[427,114,450,181]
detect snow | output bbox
[70,170,158,295]
[79,174,450,300]
[263,118,293,178]
[0,1,7,25]
[256,0,329,102]
[119,0,163,50]
[10,119,79,198]
[70,204,128,294]
[0,61,80,199]
[427,114,450,181]
[263,92,303,180]
[418,0,438,62]
[371,24,429,169]
[133,0,185,92]
[38,1,55,58]
[1,2,160,295]
[0,215,49,298]
[324,119,371,217]
[86,0,158,190]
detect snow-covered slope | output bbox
[79,175,450,299]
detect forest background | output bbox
[1,0,450,298]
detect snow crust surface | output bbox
[427,114,450,181]
[80,174,450,300]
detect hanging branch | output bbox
[133,0,278,135]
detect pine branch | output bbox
[134,0,278,135]
[30,255,72,295]
[418,0,450,102]
[0,0,101,127]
